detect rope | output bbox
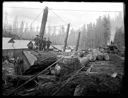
[48,8,68,24]
[30,9,44,26]
[7,55,64,95]
[49,8,122,12]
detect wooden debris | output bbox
[73,84,84,96]
[23,51,37,66]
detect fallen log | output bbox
[5,74,33,80]
[54,56,82,78]
[103,53,110,61]
[37,75,56,82]
[23,52,57,75]
[79,57,90,67]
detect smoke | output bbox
[110,28,116,42]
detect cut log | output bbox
[96,55,104,60]
[23,51,37,66]
[23,52,57,75]
[103,53,110,61]
[56,56,82,79]
[86,54,96,62]
[79,57,90,66]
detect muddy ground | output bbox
[2,52,124,96]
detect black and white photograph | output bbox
[2,1,125,96]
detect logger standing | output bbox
[27,41,33,50]
[34,35,40,50]
[46,38,52,51]
[42,37,47,51]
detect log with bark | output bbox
[23,52,57,75]
[58,57,82,76]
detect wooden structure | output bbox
[75,31,81,51]
[39,6,48,39]
[63,24,70,52]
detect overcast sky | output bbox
[3,2,124,31]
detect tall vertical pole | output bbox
[40,6,48,39]
[63,24,70,52]
[75,31,81,51]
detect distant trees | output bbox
[102,16,111,46]
[19,20,24,39]
[68,28,77,46]
[12,16,18,35]
[79,25,87,49]
[44,25,67,45]
[3,15,36,40]
[3,14,19,38]
[48,13,124,49]
[110,12,124,51]
[45,13,122,49]
[79,15,111,49]
[3,12,124,49]
[114,26,124,51]
[3,11,8,31]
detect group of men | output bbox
[27,35,52,51]
[33,35,52,51]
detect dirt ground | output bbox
[2,52,124,96]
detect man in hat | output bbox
[15,57,24,75]
[42,37,47,51]
[34,35,40,50]
[27,41,33,50]
[46,38,52,51]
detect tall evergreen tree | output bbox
[114,26,124,51]
[102,15,111,46]
[13,16,18,35]
[19,20,24,39]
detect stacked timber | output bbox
[87,49,110,61]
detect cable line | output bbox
[30,9,44,26]
[48,8,68,24]
[48,8,122,13]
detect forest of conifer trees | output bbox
[3,12,124,50]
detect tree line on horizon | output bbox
[3,12,124,50]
